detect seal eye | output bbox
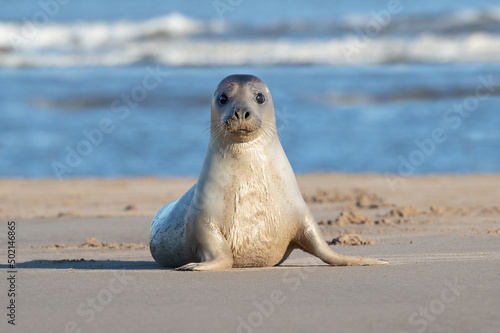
[219,93,228,105]
[255,92,265,104]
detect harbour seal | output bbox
[150,74,387,270]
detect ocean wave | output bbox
[341,6,500,36]
[1,9,500,68]
[0,13,223,50]
[252,7,500,38]
[2,33,500,68]
[323,85,500,106]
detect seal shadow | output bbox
[0,260,169,270]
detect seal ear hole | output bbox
[219,93,228,105]
[255,92,265,104]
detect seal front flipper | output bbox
[177,217,233,271]
[296,214,388,266]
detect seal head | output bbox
[211,75,275,143]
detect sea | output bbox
[1,0,499,178]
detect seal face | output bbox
[150,74,387,270]
[216,77,263,142]
[211,75,270,144]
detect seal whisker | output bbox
[210,123,228,147]
[199,118,215,135]
[201,128,210,136]
[260,121,278,144]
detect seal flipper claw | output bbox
[176,260,232,271]
[355,257,388,266]
[176,263,200,271]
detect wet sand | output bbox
[0,174,499,332]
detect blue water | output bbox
[1,0,500,178]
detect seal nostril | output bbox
[232,109,251,121]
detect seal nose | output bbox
[231,107,252,121]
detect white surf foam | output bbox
[2,33,500,68]
[0,12,223,51]
[1,9,500,67]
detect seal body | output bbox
[150,74,387,270]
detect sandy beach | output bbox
[0,173,499,332]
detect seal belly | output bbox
[221,174,291,268]
[223,210,291,268]
[229,232,290,267]
[150,186,196,267]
